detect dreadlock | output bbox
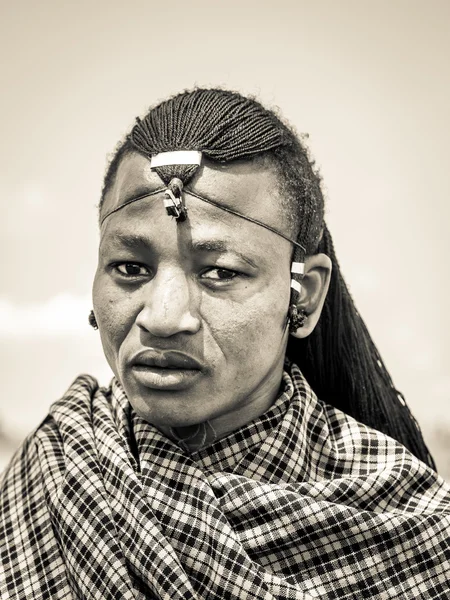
[100,88,435,470]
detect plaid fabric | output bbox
[1,364,449,599]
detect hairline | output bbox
[99,147,301,241]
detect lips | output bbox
[131,349,204,371]
[129,349,204,390]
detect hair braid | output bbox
[288,225,436,468]
[100,88,436,469]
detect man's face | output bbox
[93,152,293,431]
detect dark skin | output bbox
[93,152,331,448]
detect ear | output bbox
[290,253,332,339]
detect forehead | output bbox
[103,152,287,228]
[100,152,291,259]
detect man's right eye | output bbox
[113,263,150,277]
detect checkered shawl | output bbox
[1,364,449,599]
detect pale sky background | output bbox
[1,0,449,475]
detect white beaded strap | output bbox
[291,262,305,275]
[290,262,304,294]
[290,279,302,293]
[150,151,202,168]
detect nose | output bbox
[135,268,201,337]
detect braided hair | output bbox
[100,88,435,469]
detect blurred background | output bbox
[1,0,449,476]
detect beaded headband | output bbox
[101,151,305,250]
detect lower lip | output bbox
[131,365,202,390]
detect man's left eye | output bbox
[200,268,239,281]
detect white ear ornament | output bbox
[290,262,305,293]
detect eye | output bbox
[200,268,239,282]
[114,262,151,277]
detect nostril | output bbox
[135,299,201,338]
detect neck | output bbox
[168,421,218,453]
[160,362,286,453]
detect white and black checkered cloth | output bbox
[1,363,449,599]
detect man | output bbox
[1,89,449,599]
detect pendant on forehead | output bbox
[150,151,202,223]
[163,178,187,222]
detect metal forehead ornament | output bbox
[150,151,202,222]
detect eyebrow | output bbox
[192,240,258,268]
[107,234,258,268]
[107,232,151,250]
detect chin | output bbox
[129,394,212,429]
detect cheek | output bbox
[92,272,137,359]
[203,282,290,365]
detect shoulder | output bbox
[290,361,444,479]
[1,374,106,487]
[52,372,107,425]
[49,373,101,414]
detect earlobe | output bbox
[289,253,332,339]
[288,306,307,332]
[89,310,99,330]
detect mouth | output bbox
[130,349,204,391]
